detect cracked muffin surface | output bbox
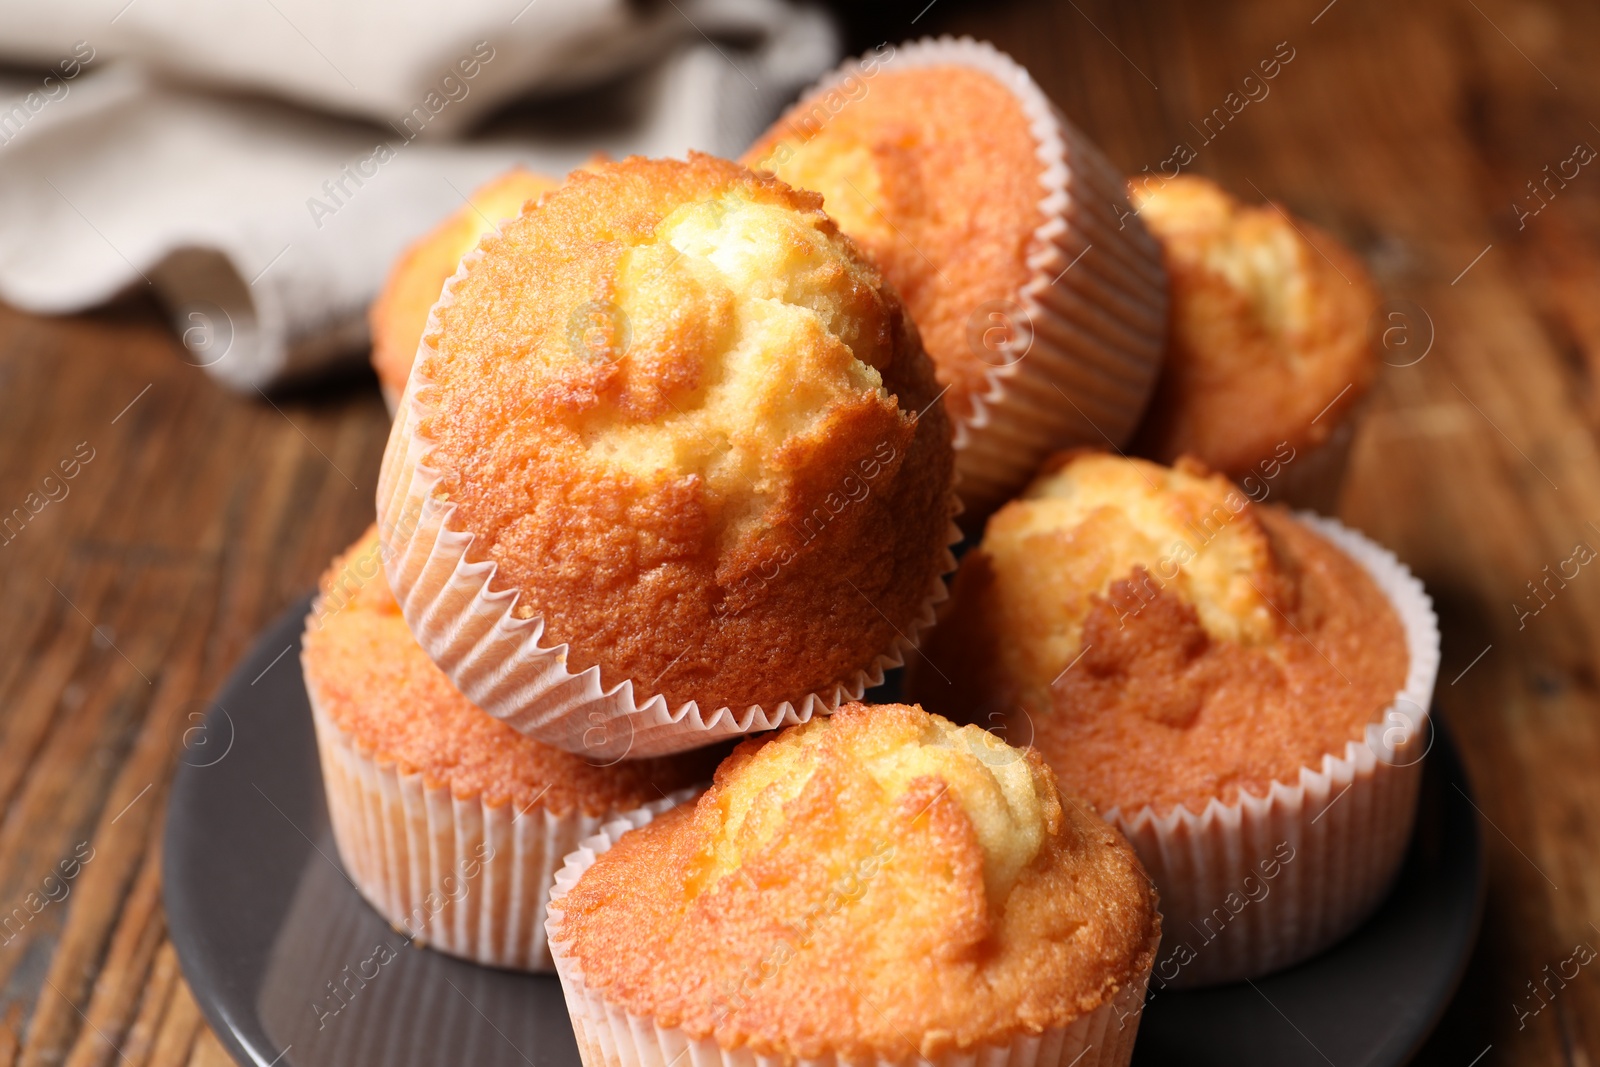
[554,702,1158,1062]
[407,154,955,712]
[911,452,1408,815]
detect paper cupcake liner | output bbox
[1274,418,1356,515]
[376,228,960,761]
[1106,512,1440,989]
[303,624,697,970]
[546,806,1155,1067]
[793,38,1167,520]
[1271,398,1367,515]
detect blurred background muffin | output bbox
[910,451,1438,985]
[547,702,1159,1067]
[378,153,958,757]
[301,528,713,970]
[1127,175,1380,513]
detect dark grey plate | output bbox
[165,594,1483,1067]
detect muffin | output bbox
[742,37,1167,523]
[369,167,562,409]
[301,528,711,970]
[910,452,1439,986]
[377,153,958,758]
[1127,175,1381,511]
[546,702,1160,1067]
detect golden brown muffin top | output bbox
[1127,175,1380,477]
[741,64,1044,428]
[369,167,560,405]
[302,529,710,815]
[911,452,1408,815]
[414,153,954,713]
[556,702,1158,1062]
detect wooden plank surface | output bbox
[1,0,1596,1063]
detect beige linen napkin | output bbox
[0,0,837,389]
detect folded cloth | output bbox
[0,0,837,390]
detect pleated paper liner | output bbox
[376,239,960,761]
[545,804,1159,1067]
[1107,512,1440,989]
[784,37,1168,522]
[1272,400,1365,515]
[303,622,698,971]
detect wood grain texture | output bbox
[0,0,1595,1064]
[144,981,200,1067]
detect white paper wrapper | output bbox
[376,218,960,761]
[1274,406,1362,515]
[791,38,1167,521]
[304,625,698,971]
[1107,513,1440,989]
[546,805,1155,1067]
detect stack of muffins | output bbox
[303,35,1438,1067]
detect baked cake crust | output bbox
[556,702,1158,1062]
[741,64,1044,429]
[912,452,1408,814]
[1128,175,1380,477]
[369,167,560,405]
[302,528,708,815]
[413,153,955,713]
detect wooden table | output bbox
[0,0,1595,1063]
